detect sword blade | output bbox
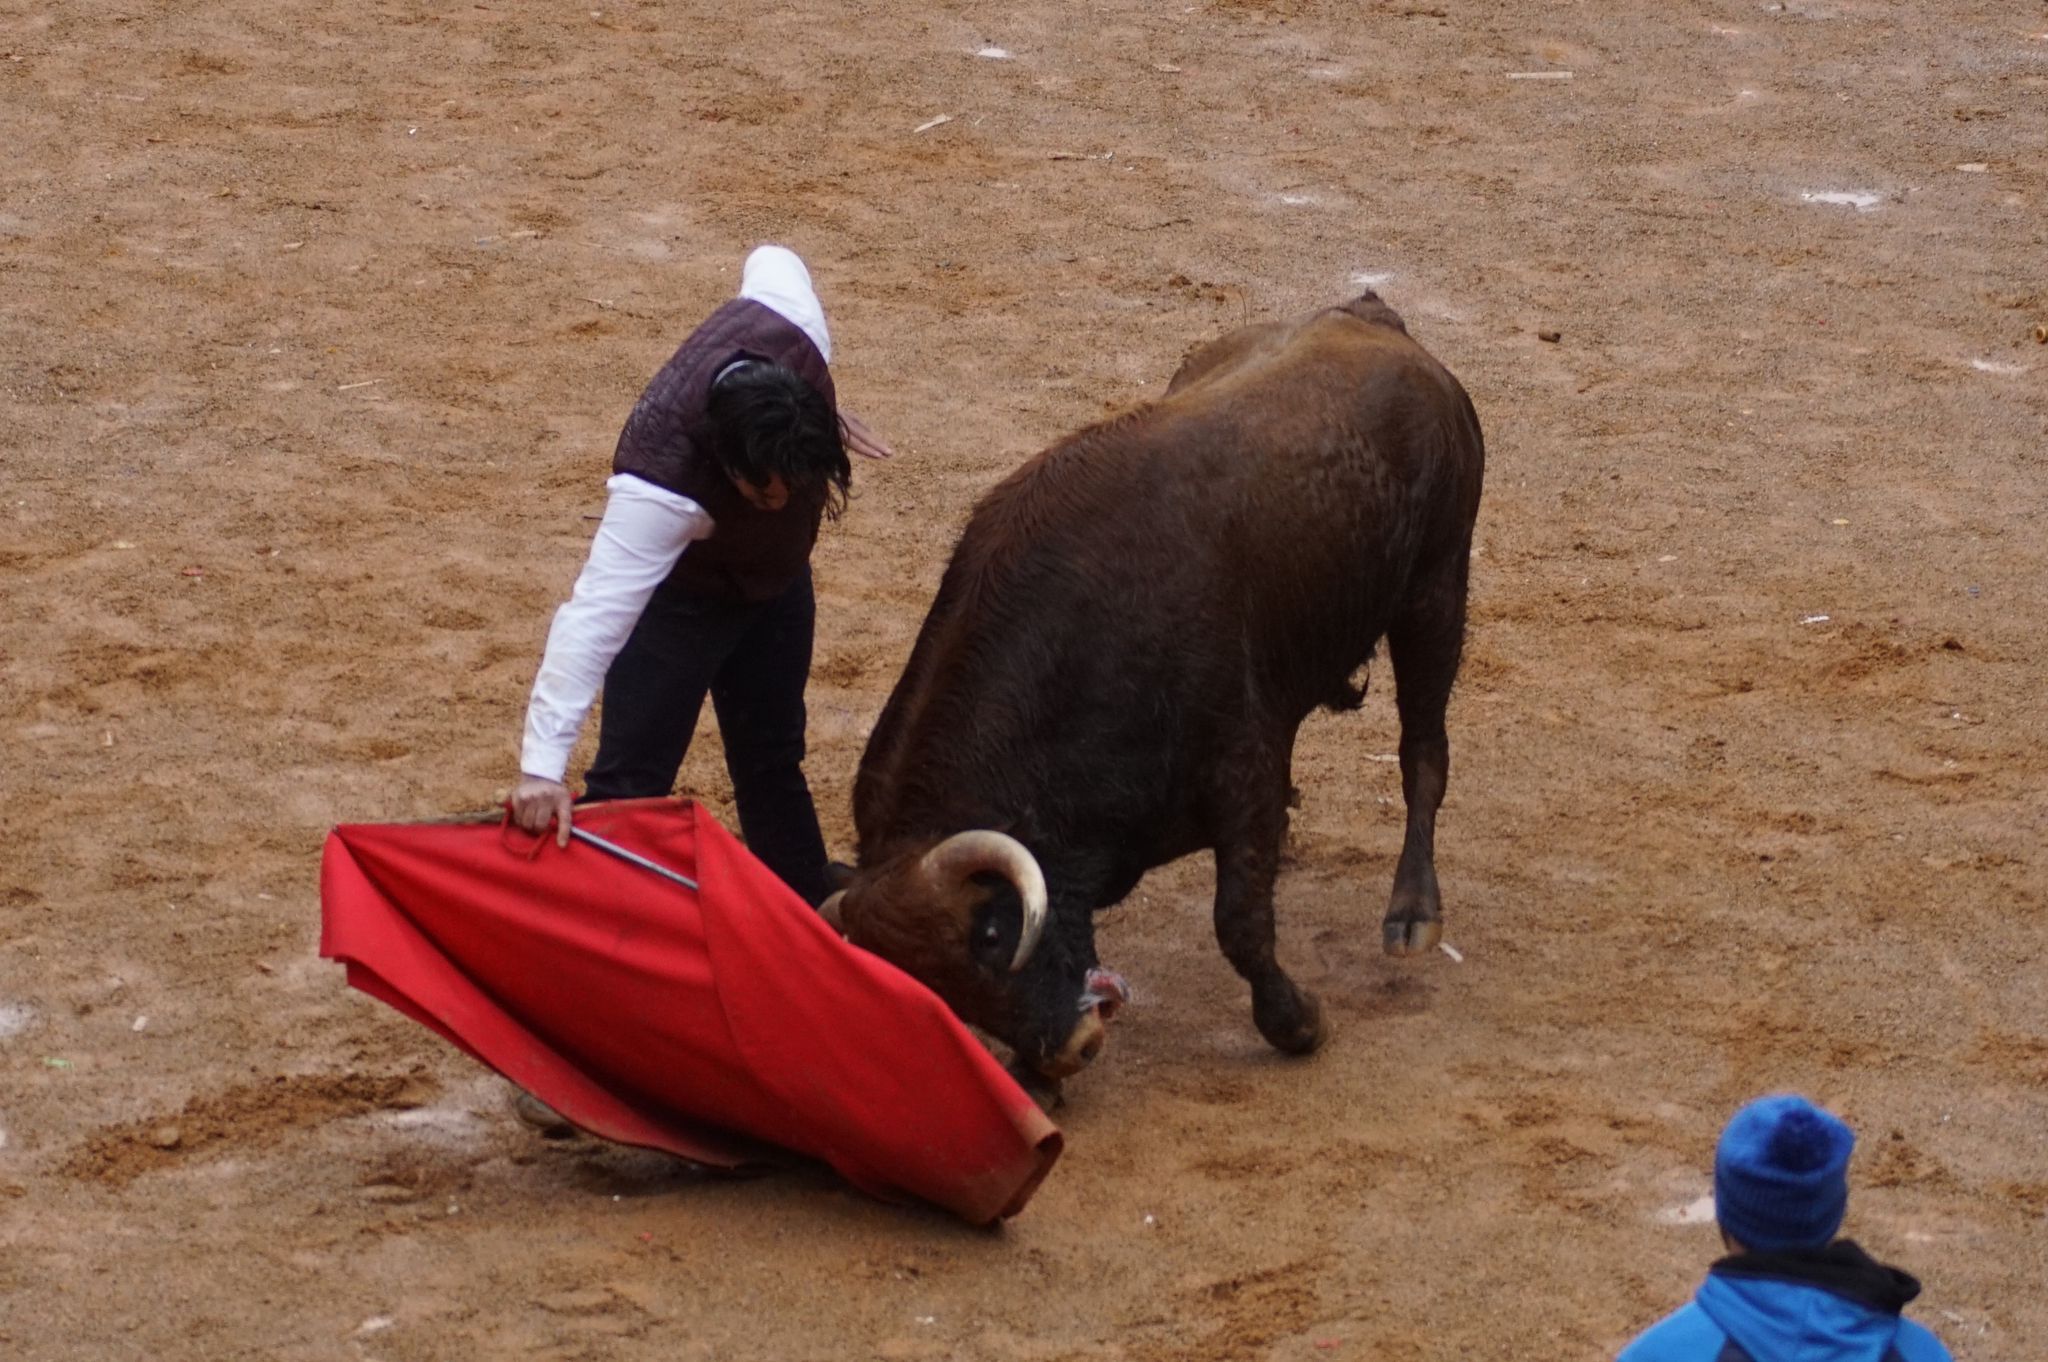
[567,826,700,892]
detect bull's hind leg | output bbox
[1382,554,1470,957]
[1212,732,1325,1055]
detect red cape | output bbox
[319,798,1060,1224]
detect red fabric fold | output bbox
[318,798,1061,1224]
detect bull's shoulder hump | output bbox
[1157,313,1449,418]
[1308,309,1473,402]
[1164,295,1431,397]
[1306,304,1430,361]
[1165,320,1294,397]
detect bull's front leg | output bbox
[1211,745,1325,1056]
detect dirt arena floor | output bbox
[4,1,2045,1357]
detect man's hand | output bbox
[839,408,895,461]
[510,774,575,848]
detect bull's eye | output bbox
[970,910,1011,969]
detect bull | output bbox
[826,293,1485,1093]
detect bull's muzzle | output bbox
[1040,1005,1109,1079]
[1037,968,1131,1077]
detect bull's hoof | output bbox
[1254,985,1326,1057]
[1383,917,1443,957]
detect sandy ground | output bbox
[3,1,2046,1357]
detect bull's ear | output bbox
[824,860,856,891]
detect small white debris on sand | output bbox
[1657,1193,1717,1225]
[1800,190,1881,211]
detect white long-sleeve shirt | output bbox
[518,246,830,782]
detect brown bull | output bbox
[828,293,1485,1093]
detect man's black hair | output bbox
[706,360,850,518]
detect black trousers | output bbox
[582,570,830,906]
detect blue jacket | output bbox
[1620,1242,1951,1362]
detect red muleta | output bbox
[319,797,1061,1224]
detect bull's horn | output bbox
[921,831,1048,972]
[818,890,847,933]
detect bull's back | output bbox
[1150,301,1483,683]
[1165,297,1480,513]
[857,299,1482,847]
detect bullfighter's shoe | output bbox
[510,1088,580,1139]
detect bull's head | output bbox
[822,832,1127,1079]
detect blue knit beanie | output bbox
[1714,1094,1855,1252]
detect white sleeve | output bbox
[519,475,713,782]
[739,245,831,362]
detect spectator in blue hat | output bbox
[1619,1093,1953,1361]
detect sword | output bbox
[568,826,701,892]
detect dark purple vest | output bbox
[612,298,838,603]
